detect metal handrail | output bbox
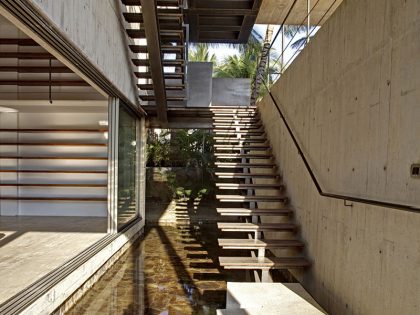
[257,0,420,213]
[262,81,420,213]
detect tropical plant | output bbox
[146,129,170,167]
[251,24,274,105]
[188,43,216,63]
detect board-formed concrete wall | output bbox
[257,0,420,314]
[212,78,251,106]
[28,0,138,106]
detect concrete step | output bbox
[217,208,292,216]
[218,239,304,250]
[217,222,297,232]
[219,256,310,270]
[219,282,326,315]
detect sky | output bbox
[207,24,318,76]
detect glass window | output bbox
[117,106,139,229]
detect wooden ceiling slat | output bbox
[0,80,89,86]
[0,52,54,59]
[191,0,254,10]
[0,38,38,46]
[0,66,73,73]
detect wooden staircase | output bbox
[211,106,310,282]
[121,0,187,107]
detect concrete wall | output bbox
[257,0,420,314]
[212,78,251,106]
[187,62,213,107]
[28,0,138,106]
[186,62,251,107]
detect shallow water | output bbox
[67,224,248,315]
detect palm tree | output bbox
[251,25,274,105]
[188,43,216,63]
[213,42,260,79]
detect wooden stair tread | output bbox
[215,162,275,168]
[215,172,279,178]
[217,208,292,216]
[214,144,268,148]
[216,195,287,202]
[218,239,304,249]
[219,256,310,269]
[215,154,272,158]
[129,44,185,54]
[218,222,296,231]
[214,139,267,143]
[216,183,282,190]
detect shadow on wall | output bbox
[146,167,218,224]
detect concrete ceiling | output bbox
[256,0,344,25]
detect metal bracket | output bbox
[344,200,353,207]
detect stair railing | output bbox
[256,0,420,213]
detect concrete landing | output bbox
[217,282,327,315]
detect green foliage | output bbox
[188,43,216,63]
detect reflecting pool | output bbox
[67,224,248,314]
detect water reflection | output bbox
[67,224,247,314]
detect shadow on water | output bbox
[67,219,248,315]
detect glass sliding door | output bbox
[117,105,139,230]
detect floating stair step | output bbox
[132,59,185,67]
[214,138,267,143]
[212,126,262,130]
[218,239,304,250]
[129,44,185,54]
[123,0,182,7]
[135,72,184,79]
[212,122,262,126]
[216,183,282,190]
[140,95,185,102]
[217,222,297,232]
[138,84,185,91]
[126,29,183,41]
[216,195,287,202]
[213,132,265,137]
[215,153,272,159]
[213,118,260,122]
[214,145,269,150]
[219,256,310,270]
[216,208,292,216]
[215,162,275,168]
[215,172,279,179]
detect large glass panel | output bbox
[117,106,138,229]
